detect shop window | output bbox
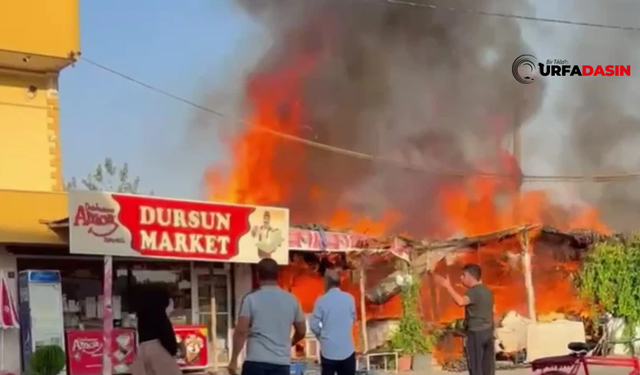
[115,261,192,325]
[194,268,230,364]
[17,258,104,329]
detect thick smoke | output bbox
[556,0,640,231]
[224,0,544,233]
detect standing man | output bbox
[310,269,357,375]
[229,258,307,375]
[435,263,495,375]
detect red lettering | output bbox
[605,65,615,76]
[619,65,631,76]
[594,66,605,76]
[112,194,256,260]
[72,338,102,354]
[582,65,593,76]
[73,204,119,237]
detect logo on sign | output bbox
[73,203,125,243]
[72,338,103,356]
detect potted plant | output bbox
[29,345,65,375]
[390,273,430,371]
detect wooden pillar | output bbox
[209,264,219,370]
[359,266,369,354]
[520,230,536,322]
[427,272,440,322]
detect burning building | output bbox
[197,0,622,367]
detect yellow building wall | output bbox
[0,189,68,244]
[0,71,62,191]
[0,0,80,60]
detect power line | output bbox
[80,57,640,183]
[367,0,640,32]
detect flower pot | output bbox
[398,355,413,371]
[412,353,432,372]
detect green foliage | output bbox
[65,157,146,194]
[577,237,640,328]
[389,275,434,354]
[30,345,65,375]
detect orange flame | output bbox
[205,41,609,359]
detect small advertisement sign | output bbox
[174,325,209,369]
[66,329,136,375]
[68,191,290,264]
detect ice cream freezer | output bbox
[64,325,209,375]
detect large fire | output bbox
[204,24,609,361]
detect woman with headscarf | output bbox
[129,284,182,375]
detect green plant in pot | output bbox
[29,345,66,375]
[390,273,430,371]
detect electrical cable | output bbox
[79,56,640,183]
[366,0,640,32]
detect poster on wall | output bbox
[65,329,136,375]
[68,191,290,265]
[174,325,209,369]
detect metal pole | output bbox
[102,255,113,375]
[209,264,218,371]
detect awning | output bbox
[40,217,69,229]
[0,189,68,245]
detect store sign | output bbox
[288,228,410,262]
[289,228,369,251]
[69,191,290,264]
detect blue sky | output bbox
[58,1,636,202]
[59,0,263,199]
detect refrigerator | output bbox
[18,270,66,374]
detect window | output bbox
[115,261,192,325]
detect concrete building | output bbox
[0,1,79,372]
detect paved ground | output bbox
[405,367,632,375]
[212,363,636,374]
[345,367,635,375]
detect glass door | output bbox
[194,267,231,365]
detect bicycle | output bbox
[531,341,640,375]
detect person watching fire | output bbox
[435,263,495,375]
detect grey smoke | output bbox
[212,0,548,234]
[555,0,640,231]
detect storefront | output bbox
[13,191,290,375]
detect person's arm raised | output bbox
[434,274,471,306]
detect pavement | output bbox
[394,367,633,375]
[210,363,636,375]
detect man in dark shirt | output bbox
[435,263,494,375]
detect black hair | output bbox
[257,258,279,281]
[133,283,171,315]
[462,263,482,280]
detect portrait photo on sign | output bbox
[249,209,286,260]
